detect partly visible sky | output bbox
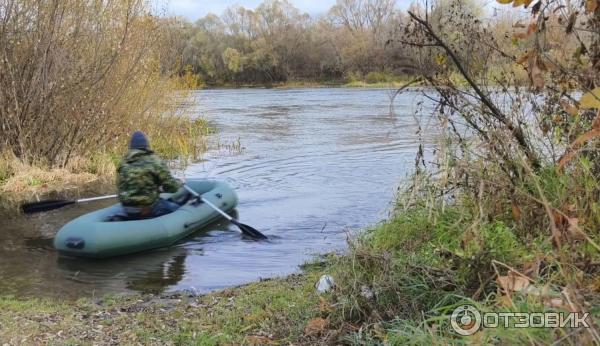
[160,0,412,20]
[160,0,329,19]
[158,0,508,22]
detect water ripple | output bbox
[1,87,438,298]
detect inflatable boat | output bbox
[54,180,238,258]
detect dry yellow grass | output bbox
[0,152,117,212]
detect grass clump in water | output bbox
[344,71,417,88]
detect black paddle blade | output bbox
[21,200,76,214]
[231,219,268,239]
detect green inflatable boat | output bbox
[54,180,238,258]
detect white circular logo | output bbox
[451,305,482,335]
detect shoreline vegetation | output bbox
[3,194,598,344]
[197,73,425,90]
[0,0,210,213]
[202,81,416,89]
[0,115,210,214]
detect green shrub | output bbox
[365,71,392,84]
[346,71,363,83]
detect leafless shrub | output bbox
[0,0,180,167]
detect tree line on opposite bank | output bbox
[161,0,528,86]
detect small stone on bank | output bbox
[315,274,335,293]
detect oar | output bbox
[21,195,117,214]
[182,184,267,240]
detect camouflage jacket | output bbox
[117,149,182,206]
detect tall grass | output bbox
[313,2,600,343]
[322,157,599,344]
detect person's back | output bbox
[117,131,182,218]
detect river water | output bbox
[0,88,438,298]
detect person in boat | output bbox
[116,131,183,219]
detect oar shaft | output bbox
[21,194,117,214]
[200,197,234,221]
[182,185,232,221]
[77,195,117,203]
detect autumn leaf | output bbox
[516,52,530,64]
[245,335,276,345]
[497,271,530,294]
[511,202,522,220]
[512,0,525,7]
[566,217,585,239]
[592,110,600,129]
[558,128,600,169]
[549,206,587,242]
[552,208,567,228]
[586,0,598,12]
[547,297,568,309]
[318,297,334,313]
[522,258,542,277]
[579,87,600,109]
[512,22,537,42]
[527,22,537,35]
[559,99,579,115]
[531,62,545,89]
[592,277,600,292]
[513,32,529,40]
[558,151,577,169]
[304,318,329,336]
[435,54,447,66]
[559,79,572,91]
[562,203,576,213]
[497,0,513,4]
[552,114,563,126]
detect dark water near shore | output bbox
[0,88,438,298]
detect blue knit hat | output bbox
[129,131,150,150]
